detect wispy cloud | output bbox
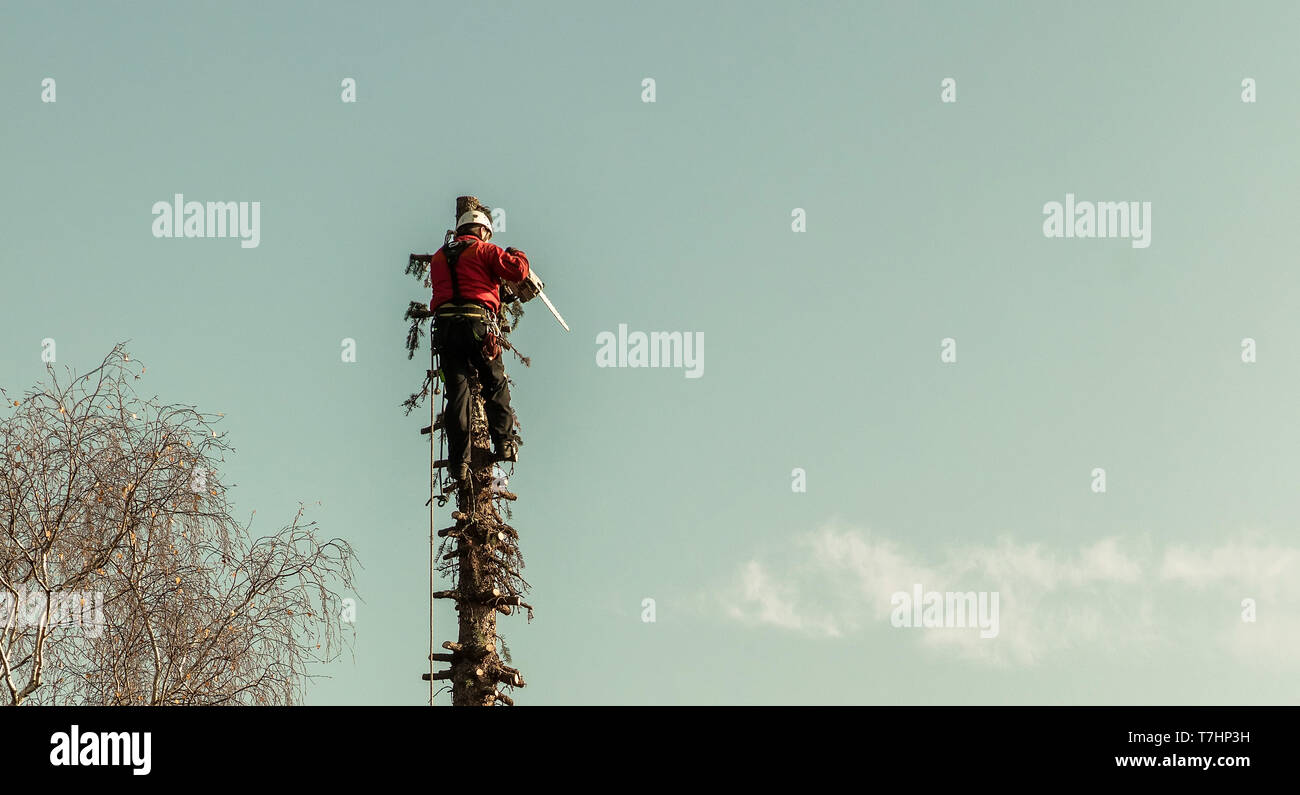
[718,522,1300,668]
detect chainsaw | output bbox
[501,268,570,332]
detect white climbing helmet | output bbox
[455,210,493,237]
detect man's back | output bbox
[430,234,530,313]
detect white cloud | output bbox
[718,523,1300,668]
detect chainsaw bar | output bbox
[537,289,570,332]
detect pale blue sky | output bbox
[3,1,1298,704]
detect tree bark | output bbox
[446,379,526,706]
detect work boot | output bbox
[492,434,520,463]
[455,462,471,483]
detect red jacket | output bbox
[430,235,530,314]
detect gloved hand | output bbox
[505,247,526,258]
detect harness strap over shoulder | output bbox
[443,239,470,302]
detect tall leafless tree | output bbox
[0,345,356,705]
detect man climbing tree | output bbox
[402,194,564,706]
[428,204,530,483]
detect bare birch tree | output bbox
[0,345,356,705]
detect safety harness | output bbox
[435,239,502,360]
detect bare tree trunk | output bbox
[435,380,528,707]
